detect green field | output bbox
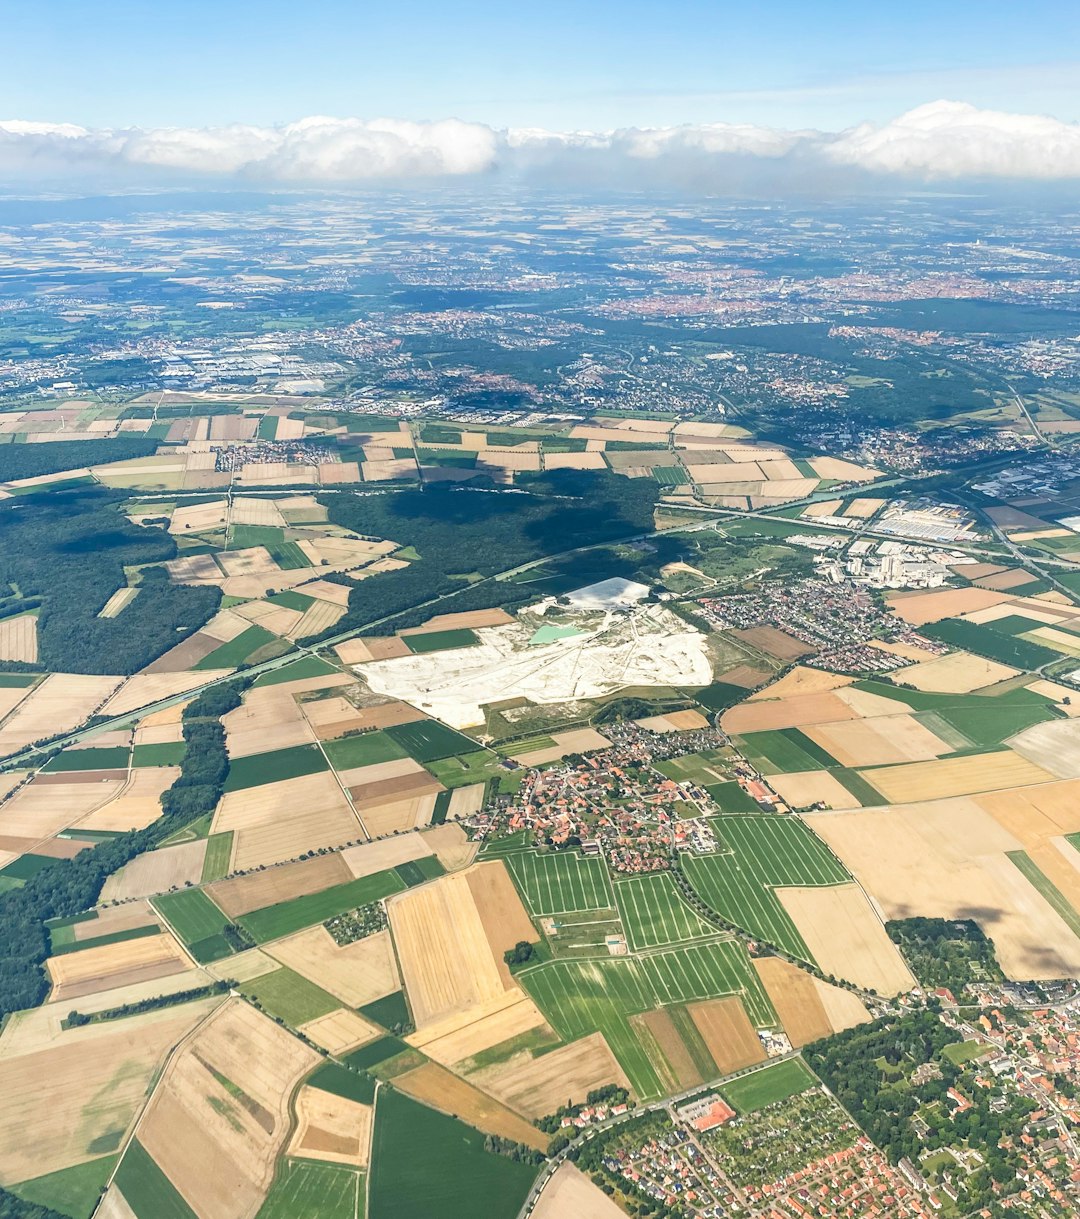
[692,680,753,712]
[241,966,340,1026]
[923,618,1060,669]
[43,746,129,772]
[0,672,39,687]
[359,990,411,1032]
[721,1056,818,1112]
[238,869,407,943]
[0,853,59,882]
[10,1154,117,1219]
[344,1036,408,1071]
[426,750,508,789]
[50,924,161,957]
[506,850,615,916]
[113,1139,196,1219]
[738,728,837,774]
[223,743,330,792]
[368,1089,537,1219]
[228,525,313,570]
[267,589,316,612]
[309,1060,377,1105]
[1008,850,1080,938]
[384,719,481,763]
[257,1160,362,1219]
[614,872,718,950]
[682,816,848,960]
[521,940,773,1098]
[153,888,234,963]
[132,741,187,768]
[704,780,762,812]
[654,749,730,785]
[254,655,340,687]
[201,832,234,883]
[195,623,278,670]
[323,730,408,770]
[394,856,445,887]
[403,627,479,653]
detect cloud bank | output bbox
[2,101,1079,188]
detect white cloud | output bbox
[1,102,1079,186]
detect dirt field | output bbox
[887,587,1015,626]
[339,834,434,879]
[0,1001,221,1185]
[208,853,353,917]
[778,884,914,995]
[46,932,190,1003]
[79,767,178,833]
[1008,720,1080,778]
[804,714,951,768]
[688,997,766,1073]
[769,770,860,809]
[288,1085,372,1168]
[532,1164,627,1219]
[467,861,540,988]
[388,870,509,1028]
[100,839,207,901]
[753,958,830,1046]
[633,1008,703,1091]
[405,608,516,633]
[723,692,857,734]
[0,674,123,755]
[299,1008,381,1055]
[732,625,814,661]
[749,666,855,701]
[138,1000,319,1219]
[394,1061,549,1150]
[267,927,399,1007]
[862,751,1054,803]
[892,650,1019,693]
[213,771,362,870]
[224,687,316,758]
[0,614,37,663]
[808,801,1080,980]
[73,901,158,941]
[410,991,550,1066]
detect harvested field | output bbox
[687,997,766,1073]
[288,1085,372,1167]
[100,839,207,901]
[769,770,860,809]
[732,626,814,661]
[100,672,221,717]
[291,600,346,638]
[213,771,361,871]
[802,499,843,517]
[1008,720,1080,779]
[0,674,123,756]
[1027,679,1080,713]
[170,501,228,532]
[842,497,886,518]
[205,948,279,984]
[297,579,351,606]
[72,900,157,941]
[777,884,914,995]
[335,636,410,664]
[448,782,486,818]
[749,666,854,701]
[753,958,830,1046]
[810,801,1080,979]
[137,1000,318,1219]
[350,769,444,810]
[803,715,950,768]
[0,614,37,663]
[406,608,515,633]
[892,650,1019,693]
[421,822,477,870]
[267,927,399,1008]
[208,852,353,917]
[79,765,178,832]
[532,1164,626,1219]
[339,834,434,879]
[164,553,224,584]
[361,795,438,837]
[723,692,857,734]
[814,978,873,1033]
[388,870,510,1028]
[224,686,316,758]
[300,1008,382,1055]
[975,568,1037,591]
[0,1001,220,1185]
[887,587,1014,626]
[468,860,541,986]
[809,457,879,482]
[977,778,1080,843]
[301,695,368,738]
[862,751,1054,803]
[0,778,125,844]
[633,1008,703,1091]
[410,991,549,1067]
[474,1030,631,1119]
[46,932,190,1003]
[394,1062,549,1151]
[141,630,223,672]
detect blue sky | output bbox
[5,0,1080,131]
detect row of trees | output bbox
[0,677,249,1022]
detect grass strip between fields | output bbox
[1008,850,1080,939]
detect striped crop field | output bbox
[506,850,615,916]
[613,871,719,951]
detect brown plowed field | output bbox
[207,852,353,918]
[687,997,765,1074]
